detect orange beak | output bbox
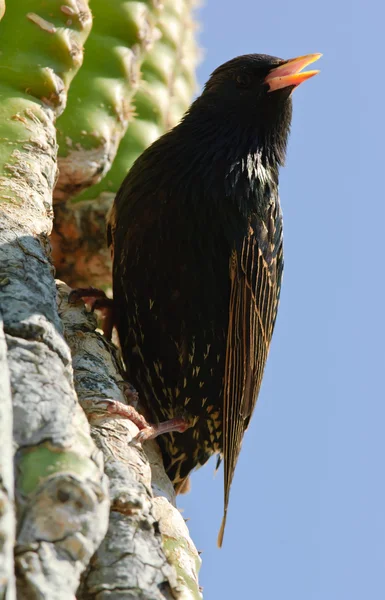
[264,53,321,92]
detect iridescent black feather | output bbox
[108,54,292,545]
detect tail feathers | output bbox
[175,475,191,495]
[217,509,228,548]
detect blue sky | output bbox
[179,0,385,598]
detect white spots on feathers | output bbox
[153,360,165,385]
[241,151,274,186]
[189,338,196,364]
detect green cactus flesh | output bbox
[74,0,199,203]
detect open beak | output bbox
[264,53,321,92]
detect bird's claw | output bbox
[68,286,115,339]
[133,425,158,443]
[103,399,149,429]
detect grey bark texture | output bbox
[0,3,202,595]
[0,320,16,599]
[0,103,110,599]
[0,93,201,600]
[58,282,202,600]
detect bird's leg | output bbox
[68,287,115,340]
[99,399,190,442]
[68,286,110,308]
[92,384,190,442]
[134,417,190,443]
[69,289,190,438]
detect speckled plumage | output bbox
[108,53,315,545]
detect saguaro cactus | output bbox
[55,0,163,201]
[0,2,114,598]
[51,0,200,290]
[0,1,202,598]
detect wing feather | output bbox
[218,202,283,546]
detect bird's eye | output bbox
[236,73,252,88]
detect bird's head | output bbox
[197,53,321,165]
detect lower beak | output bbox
[264,53,321,92]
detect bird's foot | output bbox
[68,287,115,340]
[101,398,149,429]
[119,380,190,441]
[96,395,190,443]
[134,417,190,443]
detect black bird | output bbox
[107,52,321,546]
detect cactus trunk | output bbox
[0,3,112,597]
[54,0,162,202]
[0,1,202,596]
[51,0,200,290]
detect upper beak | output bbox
[264,53,321,92]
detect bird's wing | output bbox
[218,201,283,546]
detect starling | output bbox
[107,53,321,546]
